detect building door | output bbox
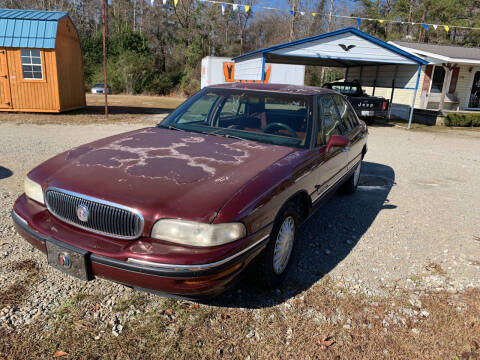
[468,71,480,109]
[0,49,12,109]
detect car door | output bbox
[310,95,348,203]
[332,94,365,169]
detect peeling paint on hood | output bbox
[38,128,295,224]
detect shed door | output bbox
[0,50,12,108]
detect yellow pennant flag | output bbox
[379,19,384,24]
[244,5,250,12]
[444,25,450,32]
[174,0,178,7]
[312,12,316,16]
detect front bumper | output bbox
[11,206,270,298]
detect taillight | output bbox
[382,101,388,111]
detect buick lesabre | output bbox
[12,83,367,298]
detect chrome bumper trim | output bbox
[126,234,270,271]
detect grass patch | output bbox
[0,277,479,359]
[0,260,41,309]
[0,94,184,125]
[113,293,149,312]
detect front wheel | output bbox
[341,160,362,194]
[258,204,298,288]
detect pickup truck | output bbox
[323,81,389,124]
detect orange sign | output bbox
[223,62,235,82]
[223,62,271,83]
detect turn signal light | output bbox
[183,262,242,285]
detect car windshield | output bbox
[159,89,312,148]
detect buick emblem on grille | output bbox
[76,204,90,222]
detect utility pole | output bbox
[289,0,298,41]
[102,0,108,117]
[327,0,334,31]
[321,0,335,84]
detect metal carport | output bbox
[232,27,428,128]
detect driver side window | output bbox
[318,95,342,145]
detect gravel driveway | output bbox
[0,123,479,340]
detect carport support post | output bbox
[388,65,398,121]
[408,65,423,129]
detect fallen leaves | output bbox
[220,313,230,320]
[88,303,101,314]
[163,308,174,316]
[53,350,69,357]
[317,335,335,350]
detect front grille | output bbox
[45,188,143,239]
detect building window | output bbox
[430,66,445,93]
[20,50,43,80]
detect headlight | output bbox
[24,177,45,205]
[151,219,246,247]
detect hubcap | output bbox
[273,216,295,275]
[354,161,362,187]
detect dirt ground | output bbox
[0,114,479,359]
[0,94,185,124]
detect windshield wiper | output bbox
[159,124,185,132]
[205,128,247,141]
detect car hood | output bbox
[33,127,295,227]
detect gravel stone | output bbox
[0,124,479,330]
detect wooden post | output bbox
[387,79,395,121]
[102,0,108,117]
[438,64,451,112]
[388,65,398,121]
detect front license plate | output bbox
[361,110,374,116]
[46,241,91,281]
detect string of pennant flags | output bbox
[150,0,480,32]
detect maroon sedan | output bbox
[12,83,367,298]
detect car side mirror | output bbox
[326,134,349,152]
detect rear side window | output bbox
[333,95,358,131]
[318,95,342,145]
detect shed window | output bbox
[20,50,43,80]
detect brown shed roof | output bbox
[392,41,480,61]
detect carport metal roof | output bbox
[233,27,428,128]
[233,27,428,68]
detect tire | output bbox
[341,160,362,194]
[258,203,298,288]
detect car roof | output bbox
[207,82,337,96]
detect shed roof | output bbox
[0,8,67,49]
[391,41,480,64]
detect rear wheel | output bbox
[258,204,298,288]
[341,160,362,194]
